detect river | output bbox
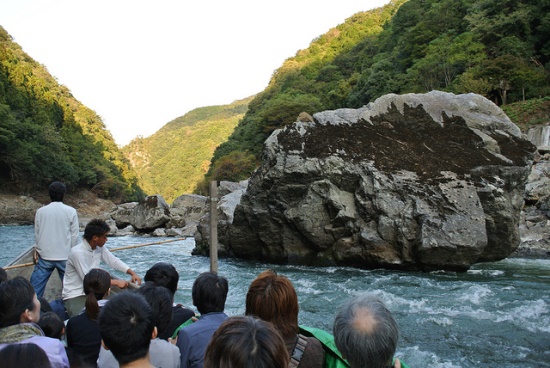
[1,225,549,368]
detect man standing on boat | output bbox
[62,218,142,317]
[30,181,79,299]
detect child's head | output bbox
[38,311,65,339]
[99,292,155,365]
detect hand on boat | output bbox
[111,279,130,289]
[127,269,142,286]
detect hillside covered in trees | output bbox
[0,27,144,202]
[202,0,550,188]
[122,97,252,202]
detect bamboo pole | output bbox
[4,262,34,271]
[3,238,186,270]
[109,237,186,252]
[209,181,218,273]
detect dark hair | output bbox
[38,311,64,339]
[0,343,52,368]
[48,181,66,202]
[83,219,110,241]
[99,292,154,365]
[333,294,399,368]
[0,277,37,327]
[144,262,179,298]
[136,282,173,337]
[204,315,289,368]
[83,268,111,320]
[192,272,228,315]
[245,269,299,338]
[0,267,7,283]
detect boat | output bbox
[1,238,185,301]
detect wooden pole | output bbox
[4,238,186,270]
[109,237,186,252]
[209,180,218,273]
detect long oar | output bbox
[109,237,186,252]
[3,237,186,270]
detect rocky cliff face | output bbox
[225,92,536,271]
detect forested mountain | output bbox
[202,0,550,188]
[122,98,252,202]
[0,27,144,202]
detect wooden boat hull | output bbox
[4,246,63,301]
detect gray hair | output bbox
[333,294,398,368]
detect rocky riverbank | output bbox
[0,184,548,260]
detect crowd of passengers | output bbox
[0,260,405,368]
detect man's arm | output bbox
[101,247,142,286]
[69,210,79,247]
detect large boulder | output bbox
[131,195,171,231]
[227,91,537,271]
[111,202,138,228]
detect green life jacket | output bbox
[299,325,350,368]
[299,325,410,368]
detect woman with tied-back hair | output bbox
[66,268,111,366]
[245,270,324,368]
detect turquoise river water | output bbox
[1,225,549,367]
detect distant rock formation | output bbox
[220,91,536,271]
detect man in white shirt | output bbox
[30,181,79,299]
[62,219,142,317]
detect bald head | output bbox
[333,294,398,368]
[352,306,378,334]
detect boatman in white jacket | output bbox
[30,181,79,299]
[62,218,142,317]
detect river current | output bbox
[1,225,549,367]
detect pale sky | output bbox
[0,0,390,146]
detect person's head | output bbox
[333,294,399,368]
[37,311,65,339]
[136,282,173,338]
[83,219,110,247]
[0,343,52,368]
[99,292,155,366]
[0,277,40,327]
[192,271,228,315]
[0,267,7,283]
[144,262,179,300]
[245,269,298,338]
[83,268,111,320]
[204,315,289,368]
[48,181,66,202]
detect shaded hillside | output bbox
[0,27,144,202]
[123,97,252,202]
[204,0,550,186]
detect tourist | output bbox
[204,315,289,368]
[30,181,79,299]
[0,277,69,367]
[144,262,195,340]
[98,292,155,368]
[62,219,142,317]
[333,294,402,368]
[98,283,181,367]
[176,271,229,368]
[66,268,111,366]
[37,312,64,340]
[0,342,52,368]
[245,269,324,367]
